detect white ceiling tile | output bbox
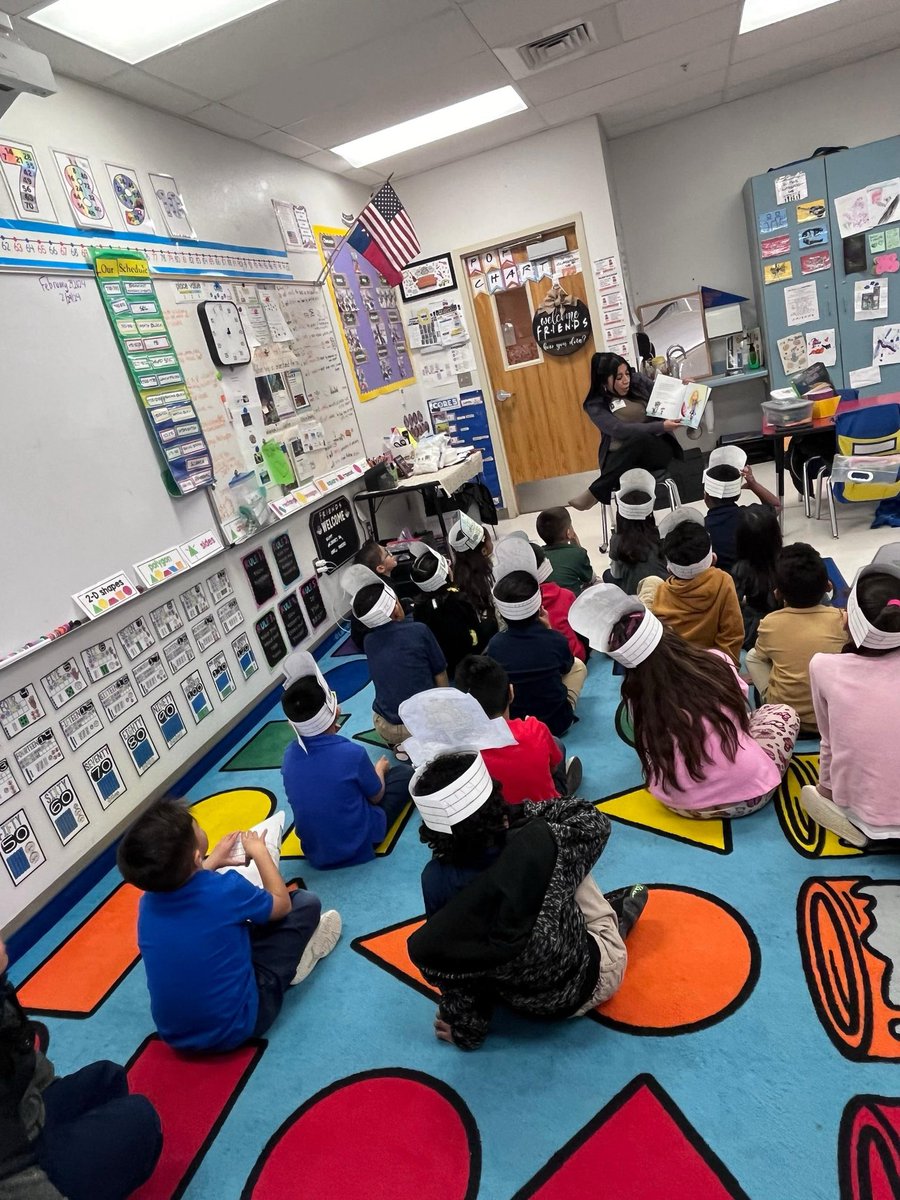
[731,0,899,62]
[140,0,458,103]
[603,67,728,125]
[12,17,123,81]
[729,6,900,82]
[281,51,510,150]
[301,149,351,172]
[460,0,616,48]
[380,108,549,179]
[616,0,739,40]
[100,68,208,115]
[537,42,731,124]
[724,39,892,101]
[519,7,737,104]
[188,104,271,140]
[4,1,47,13]
[605,92,725,138]
[253,130,322,159]
[337,166,385,186]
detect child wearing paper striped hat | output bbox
[569,584,799,820]
[703,445,781,574]
[800,563,900,847]
[409,545,484,680]
[602,469,668,597]
[447,512,498,647]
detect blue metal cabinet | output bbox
[426,389,503,508]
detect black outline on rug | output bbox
[838,1092,900,1200]
[350,914,435,1001]
[596,786,734,856]
[222,718,348,771]
[775,755,864,860]
[281,800,413,861]
[239,1067,481,1200]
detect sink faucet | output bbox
[665,344,687,378]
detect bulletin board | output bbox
[315,225,415,402]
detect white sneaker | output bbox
[799,786,868,848]
[291,910,342,985]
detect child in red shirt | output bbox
[456,655,581,804]
[534,544,585,662]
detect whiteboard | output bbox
[0,271,216,649]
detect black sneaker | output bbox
[604,884,649,939]
[564,756,583,797]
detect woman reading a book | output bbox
[571,353,681,511]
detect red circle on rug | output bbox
[244,1070,478,1200]
[596,885,759,1034]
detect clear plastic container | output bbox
[830,454,900,484]
[762,396,814,426]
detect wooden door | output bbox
[468,228,598,488]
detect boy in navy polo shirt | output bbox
[281,652,414,868]
[117,800,340,1053]
[353,579,449,750]
[704,445,780,573]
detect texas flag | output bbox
[347,220,403,285]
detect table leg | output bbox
[775,435,785,530]
[367,496,378,543]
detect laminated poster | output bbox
[60,701,104,751]
[83,744,127,808]
[149,172,196,240]
[152,692,187,749]
[0,685,45,740]
[0,757,20,804]
[0,138,57,222]
[52,150,111,230]
[1,809,45,886]
[120,715,159,775]
[105,163,154,232]
[40,776,90,845]
[784,281,819,327]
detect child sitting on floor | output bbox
[570,584,799,820]
[281,652,413,869]
[651,510,744,665]
[536,506,595,596]
[745,543,846,735]
[455,653,581,804]
[410,546,483,679]
[407,752,647,1049]
[354,538,417,603]
[602,468,667,596]
[703,445,781,573]
[352,578,449,751]
[0,939,162,1200]
[800,563,900,847]
[448,512,498,645]
[117,800,340,1052]
[730,504,783,648]
[533,544,585,662]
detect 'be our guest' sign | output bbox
[532,288,592,356]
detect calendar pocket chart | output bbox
[207,650,235,701]
[151,692,187,749]
[59,700,104,751]
[133,652,168,698]
[81,640,121,683]
[163,633,195,675]
[192,615,220,653]
[231,632,258,680]
[182,670,214,723]
[0,685,45,740]
[97,675,138,723]
[40,775,90,845]
[118,616,156,662]
[83,744,127,808]
[120,715,159,775]
[40,659,87,710]
[15,729,64,785]
[1,809,45,886]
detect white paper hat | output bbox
[281,651,338,750]
[568,584,663,667]
[657,506,705,540]
[846,562,900,650]
[615,469,657,521]
[492,535,541,619]
[448,511,486,553]
[411,545,451,593]
[410,752,496,833]
[398,687,516,767]
[703,445,747,500]
[352,579,398,628]
[657,507,713,578]
[342,563,382,603]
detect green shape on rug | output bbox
[224,716,348,771]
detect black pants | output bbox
[380,763,414,829]
[589,436,675,501]
[33,1060,162,1200]
[250,889,322,1037]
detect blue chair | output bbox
[814,402,900,538]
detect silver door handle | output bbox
[496,390,513,401]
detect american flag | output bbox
[357,182,419,272]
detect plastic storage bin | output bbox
[762,396,814,426]
[830,454,900,485]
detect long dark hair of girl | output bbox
[612,615,750,791]
[732,505,782,602]
[586,351,629,408]
[843,571,900,657]
[613,499,659,566]
[452,541,494,618]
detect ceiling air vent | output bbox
[495,22,597,78]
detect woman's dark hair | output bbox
[732,506,782,602]
[452,542,494,618]
[415,752,508,864]
[844,570,900,657]
[612,617,750,791]
[613,493,659,566]
[586,351,630,408]
[774,542,826,608]
[117,799,197,892]
[282,676,327,722]
[661,521,711,567]
[456,654,509,719]
[494,570,540,627]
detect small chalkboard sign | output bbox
[532,299,592,356]
[309,496,360,569]
[241,547,277,607]
[254,610,287,668]
[270,531,300,586]
[278,593,309,647]
[300,576,328,629]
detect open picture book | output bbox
[645,374,712,429]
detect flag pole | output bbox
[313,174,394,288]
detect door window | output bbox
[495,286,542,369]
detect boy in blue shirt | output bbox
[704,445,780,573]
[352,579,449,750]
[281,652,414,869]
[117,800,340,1053]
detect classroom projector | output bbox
[0,13,56,118]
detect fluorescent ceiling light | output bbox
[27,0,281,63]
[332,86,527,168]
[739,0,841,35]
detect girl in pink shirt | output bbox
[802,564,900,846]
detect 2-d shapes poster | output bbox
[105,163,154,231]
[0,139,57,222]
[52,150,111,230]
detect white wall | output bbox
[607,47,900,314]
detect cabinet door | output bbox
[826,135,900,399]
[747,156,842,392]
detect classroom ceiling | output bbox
[10,0,900,182]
